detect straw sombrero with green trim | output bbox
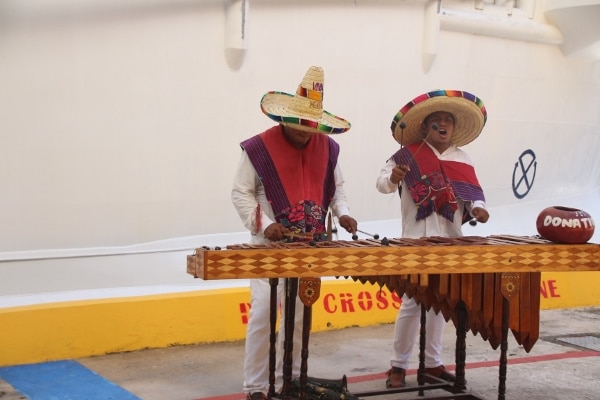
[390,90,487,146]
[260,66,351,134]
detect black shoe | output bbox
[246,392,267,400]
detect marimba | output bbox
[188,234,599,280]
[187,235,600,400]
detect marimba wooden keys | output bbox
[188,236,600,280]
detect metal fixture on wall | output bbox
[225,0,247,70]
[422,0,441,73]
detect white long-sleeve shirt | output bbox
[232,150,351,244]
[375,142,486,239]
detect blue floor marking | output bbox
[0,360,141,400]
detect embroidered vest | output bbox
[392,143,485,223]
[241,125,339,237]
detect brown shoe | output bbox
[386,366,406,388]
[246,392,267,400]
[424,365,459,384]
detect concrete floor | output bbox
[1,307,599,400]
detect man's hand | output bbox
[471,207,489,223]
[338,215,358,235]
[264,223,288,241]
[390,164,410,185]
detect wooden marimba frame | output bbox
[187,235,600,400]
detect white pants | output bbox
[390,294,447,370]
[243,278,305,395]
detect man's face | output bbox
[422,111,455,152]
[282,125,313,149]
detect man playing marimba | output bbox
[376,90,490,388]
[232,66,358,400]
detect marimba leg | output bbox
[417,303,426,395]
[298,277,321,400]
[268,278,278,399]
[454,301,467,391]
[414,301,469,397]
[298,303,310,400]
[498,296,509,400]
[498,272,520,400]
[281,278,298,397]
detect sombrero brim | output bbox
[261,91,351,134]
[390,90,487,147]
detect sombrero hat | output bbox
[260,66,351,134]
[390,90,487,147]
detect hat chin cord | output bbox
[404,122,438,167]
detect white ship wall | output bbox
[1,0,599,307]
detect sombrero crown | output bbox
[390,90,487,147]
[260,66,351,134]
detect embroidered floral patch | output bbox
[277,200,327,241]
[409,171,458,221]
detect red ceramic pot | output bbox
[536,206,595,244]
